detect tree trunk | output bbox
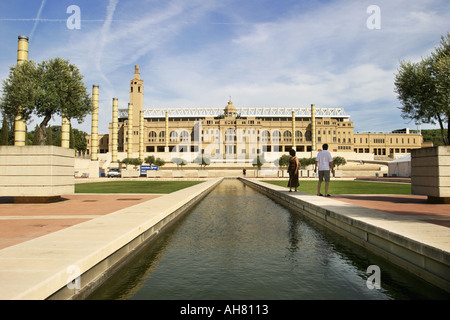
[436,114,447,146]
[37,114,52,146]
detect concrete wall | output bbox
[411,146,450,200]
[388,161,411,178]
[0,146,74,198]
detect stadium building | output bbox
[87,66,425,163]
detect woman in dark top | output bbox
[287,149,300,192]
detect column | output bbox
[91,85,99,161]
[165,112,169,152]
[61,117,70,148]
[311,104,316,151]
[292,111,296,150]
[139,110,144,161]
[14,35,29,146]
[127,103,133,159]
[112,98,118,163]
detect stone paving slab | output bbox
[332,194,450,228]
[0,194,162,250]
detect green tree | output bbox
[194,155,210,169]
[154,158,166,167]
[144,155,156,165]
[145,155,165,167]
[394,33,450,145]
[122,158,143,167]
[1,58,93,145]
[0,116,9,145]
[252,155,265,170]
[32,125,40,145]
[332,156,347,169]
[277,154,291,168]
[72,128,88,155]
[299,157,315,168]
[172,157,187,169]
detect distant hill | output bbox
[421,129,448,146]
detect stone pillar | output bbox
[139,110,144,161]
[127,103,133,158]
[61,117,70,148]
[412,146,450,204]
[292,111,296,150]
[14,36,29,146]
[111,98,118,163]
[165,112,169,152]
[90,85,99,161]
[311,104,316,151]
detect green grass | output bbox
[263,180,411,195]
[75,180,203,194]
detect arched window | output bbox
[272,130,280,142]
[180,130,190,142]
[283,131,292,142]
[149,131,157,142]
[170,131,178,142]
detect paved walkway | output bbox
[0,194,162,250]
[332,194,450,228]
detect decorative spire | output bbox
[134,65,140,79]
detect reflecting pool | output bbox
[88,179,449,300]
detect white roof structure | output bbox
[118,107,349,119]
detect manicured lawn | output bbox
[75,180,203,194]
[263,180,411,195]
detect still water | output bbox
[89,179,449,300]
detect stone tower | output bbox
[129,65,144,152]
[130,65,144,128]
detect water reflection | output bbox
[88,180,450,300]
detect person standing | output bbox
[287,149,300,192]
[314,144,334,197]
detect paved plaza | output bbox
[0,194,162,250]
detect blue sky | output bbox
[0,0,448,135]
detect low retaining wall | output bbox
[0,146,74,202]
[240,178,450,292]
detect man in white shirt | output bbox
[314,144,334,197]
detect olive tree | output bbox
[1,57,93,145]
[394,33,449,145]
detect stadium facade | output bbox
[87,66,424,163]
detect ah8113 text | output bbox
[221,304,269,316]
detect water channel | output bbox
[88,179,449,300]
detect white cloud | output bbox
[1,0,448,135]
